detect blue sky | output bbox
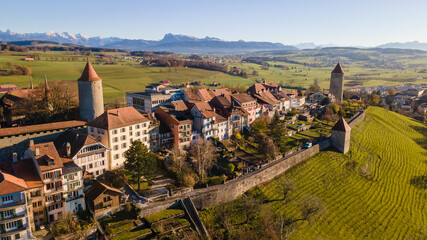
[0,0,425,46]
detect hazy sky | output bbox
[0,0,425,46]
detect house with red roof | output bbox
[88,107,151,168]
[190,102,228,141]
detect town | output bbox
[0,57,425,240]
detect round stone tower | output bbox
[330,63,344,104]
[77,62,104,122]
[330,117,351,153]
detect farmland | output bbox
[200,107,427,239]
[2,47,427,104]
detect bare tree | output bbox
[258,137,278,161]
[189,138,217,182]
[166,146,187,174]
[276,177,296,202]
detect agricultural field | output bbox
[2,48,427,104]
[200,107,427,239]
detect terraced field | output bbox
[201,107,427,239]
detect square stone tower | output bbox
[330,117,351,153]
[330,63,344,104]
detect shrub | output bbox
[234,133,242,140]
[226,163,235,172]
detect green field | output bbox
[201,107,427,239]
[0,52,243,103]
[2,48,427,104]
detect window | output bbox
[121,135,126,141]
[113,137,118,143]
[15,234,20,240]
[136,124,140,129]
[2,209,14,218]
[89,164,93,169]
[90,127,94,132]
[95,162,99,167]
[54,171,60,179]
[121,143,127,148]
[103,196,111,202]
[129,126,132,131]
[143,123,146,128]
[136,132,140,137]
[81,157,87,163]
[44,172,52,179]
[113,145,118,151]
[114,154,119,160]
[98,136,102,141]
[100,152,105,158]
[2,195,13,203]
[101,160,105,166]
[121,128,126,133]
[112,130,118,135]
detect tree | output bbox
[276,177,296,202]
[252,70,259,76]
[369,94,381,105]
[387,88,396,96]
[189,138,217,182]
[166,147,186,175]
[258,136,278,161]
[321,97,331,106]
[268,115,290,154]
[330,103,340,114]
[124,140,157,191]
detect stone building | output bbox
[77,62,104,122]
[330,117,351,153]
[330,63,345,104]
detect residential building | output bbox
[127,89,185,113]
[53,130,109,178]
[24,142,65,223]
[190,102,228,141]
[154,105,193,149]
[61,159,85,214]
[0,169,31,240]
[12,158,44,230]
[88,107,151,168]
[231,94,257,123]
[85,181,122,217]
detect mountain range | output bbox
[1,29,427,53]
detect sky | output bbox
[0,0,426,46]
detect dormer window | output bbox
[48,159,55,166]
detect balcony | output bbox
[0,226,28,237]
[0,211,27,222]
[0,200,25,209]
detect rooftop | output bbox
[331,117,351,132]
[332,63,344,74]
[0,120,87,138]
[88,107,149,130]
[53,129,99,158]
[12,158,43,189]
[30,142,64,171]
[0,169,28,196]
[77,62,102,82]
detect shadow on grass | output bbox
[410,176,427,190]
[409,125,427,150]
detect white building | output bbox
[53,130,109,178]
[61,161,85,214]
[88,107,151,169]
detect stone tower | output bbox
[330,63,344,104]
[330,117,351,153]
[77,62,104,122]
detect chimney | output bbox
[117,110,119,117]
[29,140,34,146]
[66,142,71,157]
[35,147,40,156]
[12,153,18,164]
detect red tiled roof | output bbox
[0,121,87,138]
[88,107,149,130]
[77,62,102,82]
[332,63,344,74]
[263,81,279,88]
[0,170,28,195]
[13,158,43,189]
[211,88,231,97]
[30,142,63,171]
[184,90,201,101]
[248,83,266,94]
[231,94,256,104]
[197,88,215,101]
[171,100,188,111]
[193,102,218,118]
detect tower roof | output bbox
[332,63,344,74]
[331,117,351,132]
[78,62,102,82]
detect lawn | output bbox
[144,208,185,224]
[200,107,427,239]
[111,228,151,240]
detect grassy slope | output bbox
[201,107,427,239]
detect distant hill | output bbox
[0,29,297,53]
[376,41,427,51]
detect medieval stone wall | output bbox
[348,111,366,128]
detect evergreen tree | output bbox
[124,140,157,191]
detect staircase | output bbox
[181,197,210,240]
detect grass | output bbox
[200,107,427,239]
[107,222,135,235]
[144,208,184,224]
[111,228,151,240]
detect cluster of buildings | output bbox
[0,62,350,239]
